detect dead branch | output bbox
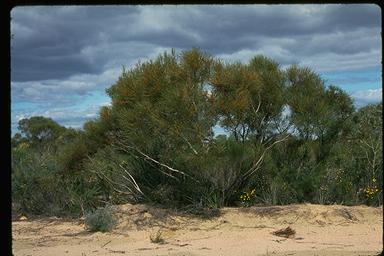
[181,135,199,155]
[118,163,144,196]
[86,155,136,196]
[114,140,199,183]
[243,134,289,179]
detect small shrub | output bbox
[150,229,165,244]
[84,206,117,232]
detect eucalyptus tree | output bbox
[286,65,354,143]
[106,49,215,158]
[16,116,66,147]
[87,49,219,205]
[205,55,289,205]
[210,55,286,144]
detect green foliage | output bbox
[286,67,354,143]
[57,139,89,173]
[84,206,117,232]
[345,103,382,205]
[106,49,215,157]
[211,55,285,143]
[12,117,104,217]
[12,144,62,214]
[17,116,66,146]
[11,49,383,219]
[193,138,257,206]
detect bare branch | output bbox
[181,135,199,155]
[114,140,200,183]
[243,134,290,179]
[86,155,135,196]
[251,94,262,116]
[118,163,144,196]
[118,142,185,175]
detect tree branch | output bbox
[243,134,290,179]
[86,155,136,196]
[118,163,144,196]
[114,140,200,183]
[181,135,199,155]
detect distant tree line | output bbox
[11,49,383,217]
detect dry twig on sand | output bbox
[272,226,296,238]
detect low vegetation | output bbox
[84,206,117,232]
[150,229,166,244]
[11,49,382,219]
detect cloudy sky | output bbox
[11,4,382,134]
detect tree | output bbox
[17,116,66,146]
[211,55,285,144]
[286,66,354,143]
[286,65,328,140]
[106,49,216,160]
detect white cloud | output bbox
[352,88,382,101]
[15,114,28,122]
[351,88,382,107]
[299,49,381,72]
[11,67,121,106]
[216,49,258,63]
[136,6,177,32]
[100,101,112,107]
[18,104,102,128]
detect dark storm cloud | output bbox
[176,5,380,54]
[11,5,380,82]
[11,6,140,81]
[12,54,97,81]
[324,4,381,30]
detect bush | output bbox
[84,206,117,232]
[150,229,165,244]
[12,145,66,215]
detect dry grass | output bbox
[337,208,358,221]
[149,229,166,244]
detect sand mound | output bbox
[12,204,383,256]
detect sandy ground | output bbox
[12,203,383,256]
